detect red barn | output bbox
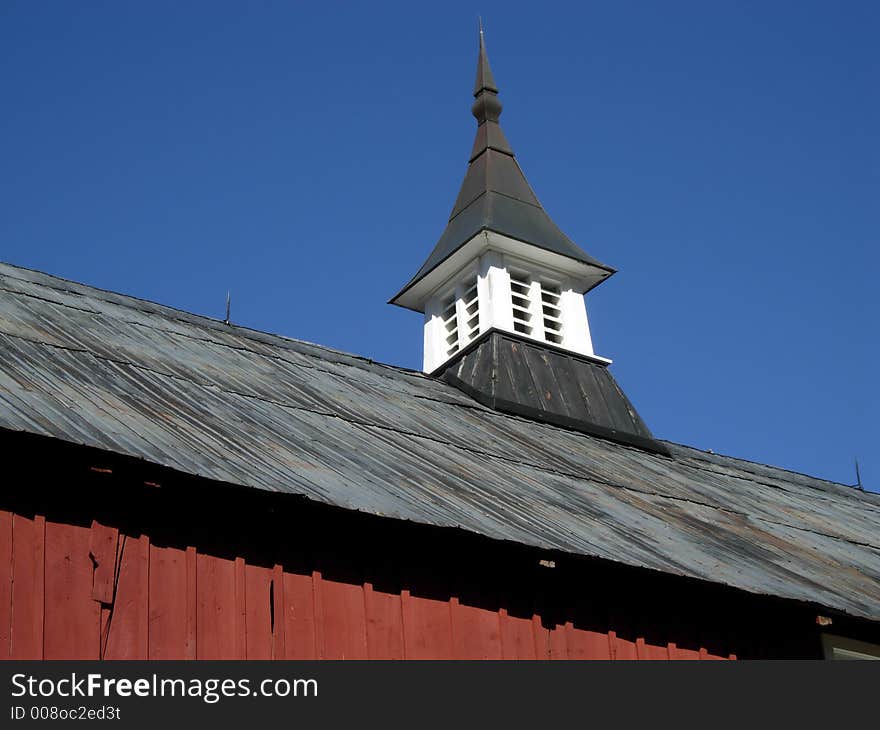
[0,31,878,660]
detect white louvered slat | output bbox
[442,293,460,357]
[460,275,480,343]
[541,281,564,345]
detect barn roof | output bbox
[0,260,878,621]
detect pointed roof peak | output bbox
[470,23,510,159]
[390,26,615,311]
[473,22,499,97]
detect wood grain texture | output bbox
[0,511,12,658]
[10,514,45,659]
[44,521,100,659]
[196,553,236,659]
[103,534,149,659]
[0,508,747,661]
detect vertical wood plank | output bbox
[185,546,197,659]
[531,614,550,659]
[88,521,119,604]
[243,564,272,660]
[635,636,669,660]
[0,511,12,658]
[282,571,316,659]
[234,557,246,660]
[320,578,367,659]
[667,642,700,660]
[196,553,236,659]
[566,624,612,659]
[44,521,100,659]
[271,564,285,659]
[609,622,638,660]
[549,622,568,659]
[99,533,124,656]
[401,591,454,659]
[363,583,404,659]
[148,544,188,659]
[312,570,325,659]
[102,534,149,659]
[10,514,44,659]
[646,641,671,660]
[499,609,538,659]
[99,536,120,657]
[452,599,502,659]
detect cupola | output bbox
[391,28,667,455]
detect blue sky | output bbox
[1,1,877,490]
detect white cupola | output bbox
[390,28,615,374]
[420,244,607,373]
[389,26,665,455]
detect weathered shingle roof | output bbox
[1,261,878,620]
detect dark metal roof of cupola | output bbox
[391,29,615,309]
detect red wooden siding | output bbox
[0,511,13,658]
[103,534,150,659]
[9,513,45,659]
[0,508,738,660]
[43,519,100,659]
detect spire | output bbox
[390,26,615,312]
[473,23,499,97]
[470,26,510,158]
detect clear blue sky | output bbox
[1,1,877,490]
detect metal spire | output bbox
[469,24,509,158]
[390,25,615,311]
[472,24,501,125]
[474,21,499,97]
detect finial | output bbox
[224,290,231,326]
[472,24,501,123]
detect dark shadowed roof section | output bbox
[440,330,667,454]
[1,261,879,622]
[392,30,615,306]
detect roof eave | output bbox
[389,229,616,312]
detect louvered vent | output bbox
[540,282,563,345]
[442,294,459,357]
[460,276,480,346]
[509,272,533,336]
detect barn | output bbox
[0,31,878,661]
